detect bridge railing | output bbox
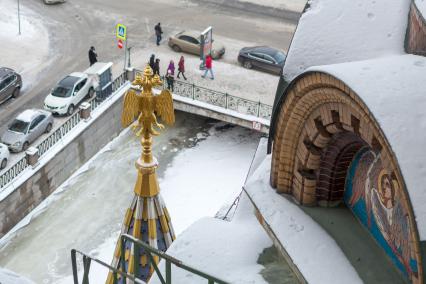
[0,72,128,191]
[134,70,273,121]
[71,233,228,284]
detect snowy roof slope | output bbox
[283,0,409,81]
[308,54,426,240]
[150,194,274,284]
[415,0,426,16]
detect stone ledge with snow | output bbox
[150,193,295,284]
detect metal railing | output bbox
[0,72,128,191]
[71,234,228,284]
[136,70,273,121]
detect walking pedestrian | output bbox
[166,69,174,92]
[177,56,187,80]
[154,23,163,46]
[167,60,175,76]
[149,54,155,70]
[88,46,97,66]
[201,54,214,80]
[153,58,160,75]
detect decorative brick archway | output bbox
[270,72,423,283]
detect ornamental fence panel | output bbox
[0,71,128,192]
[136,70,273,121]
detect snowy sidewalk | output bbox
[244,139,362,284]
[193,0,305,21]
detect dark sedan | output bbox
[238,46,286,75]
[0,67,22,104]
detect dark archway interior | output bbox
[316,132,369,207]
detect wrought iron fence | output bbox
[0,72,128,191]
[71,234,228,284]
[136,70,273,121]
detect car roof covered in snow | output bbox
[0,67,15,79]
[15,109,46,122]
[58,75,83,88]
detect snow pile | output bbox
[240,0,307,12]
[244,144,362,284]
[309,54,426,240]
[415,0,426,15]
[0,0,49,90]
[151,194,272,284]
[283,0,409,81]
[0,268,34,284]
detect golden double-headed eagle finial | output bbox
[121,65,175,137]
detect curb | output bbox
[193,0,302,23]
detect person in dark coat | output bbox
[154,23,163,46]
[88,46,97,66]
[149,54,155,70]
[177,56,187,80]
[153,58,160,75]
[165,69,174,92]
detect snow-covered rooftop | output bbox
[283,0,410,81]
[307,54,426,240]
[415,0,426,16]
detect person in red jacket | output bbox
[201,54,214,80]
[177,56,187,80]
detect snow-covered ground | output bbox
[240,0,307,12]
[0,115,265,283]
[0,268,34,284]
[0,0,50,91]
[129,34,284,106]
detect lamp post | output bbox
[17,0,21,35]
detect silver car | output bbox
[1,109,53,152]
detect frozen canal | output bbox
[0,111,264,283]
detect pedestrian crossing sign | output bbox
[116,24,127,41]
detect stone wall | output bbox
[0,98,124,237]
[406,2,426,56]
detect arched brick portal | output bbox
[270,72,423,283]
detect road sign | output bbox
[118,39,123,49]
[252,121,262,131]
[116,24,127,41]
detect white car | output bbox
[44,72,95,116]
[0,143,10,170]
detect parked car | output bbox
[168,31,225,59]
[238,46,286,75]
[0,143,10,170]
[43,0,66,4]
[44,72,95,116]
[1,109,53,152]
[0,67,22,104]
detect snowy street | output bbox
[0,0,298,135]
